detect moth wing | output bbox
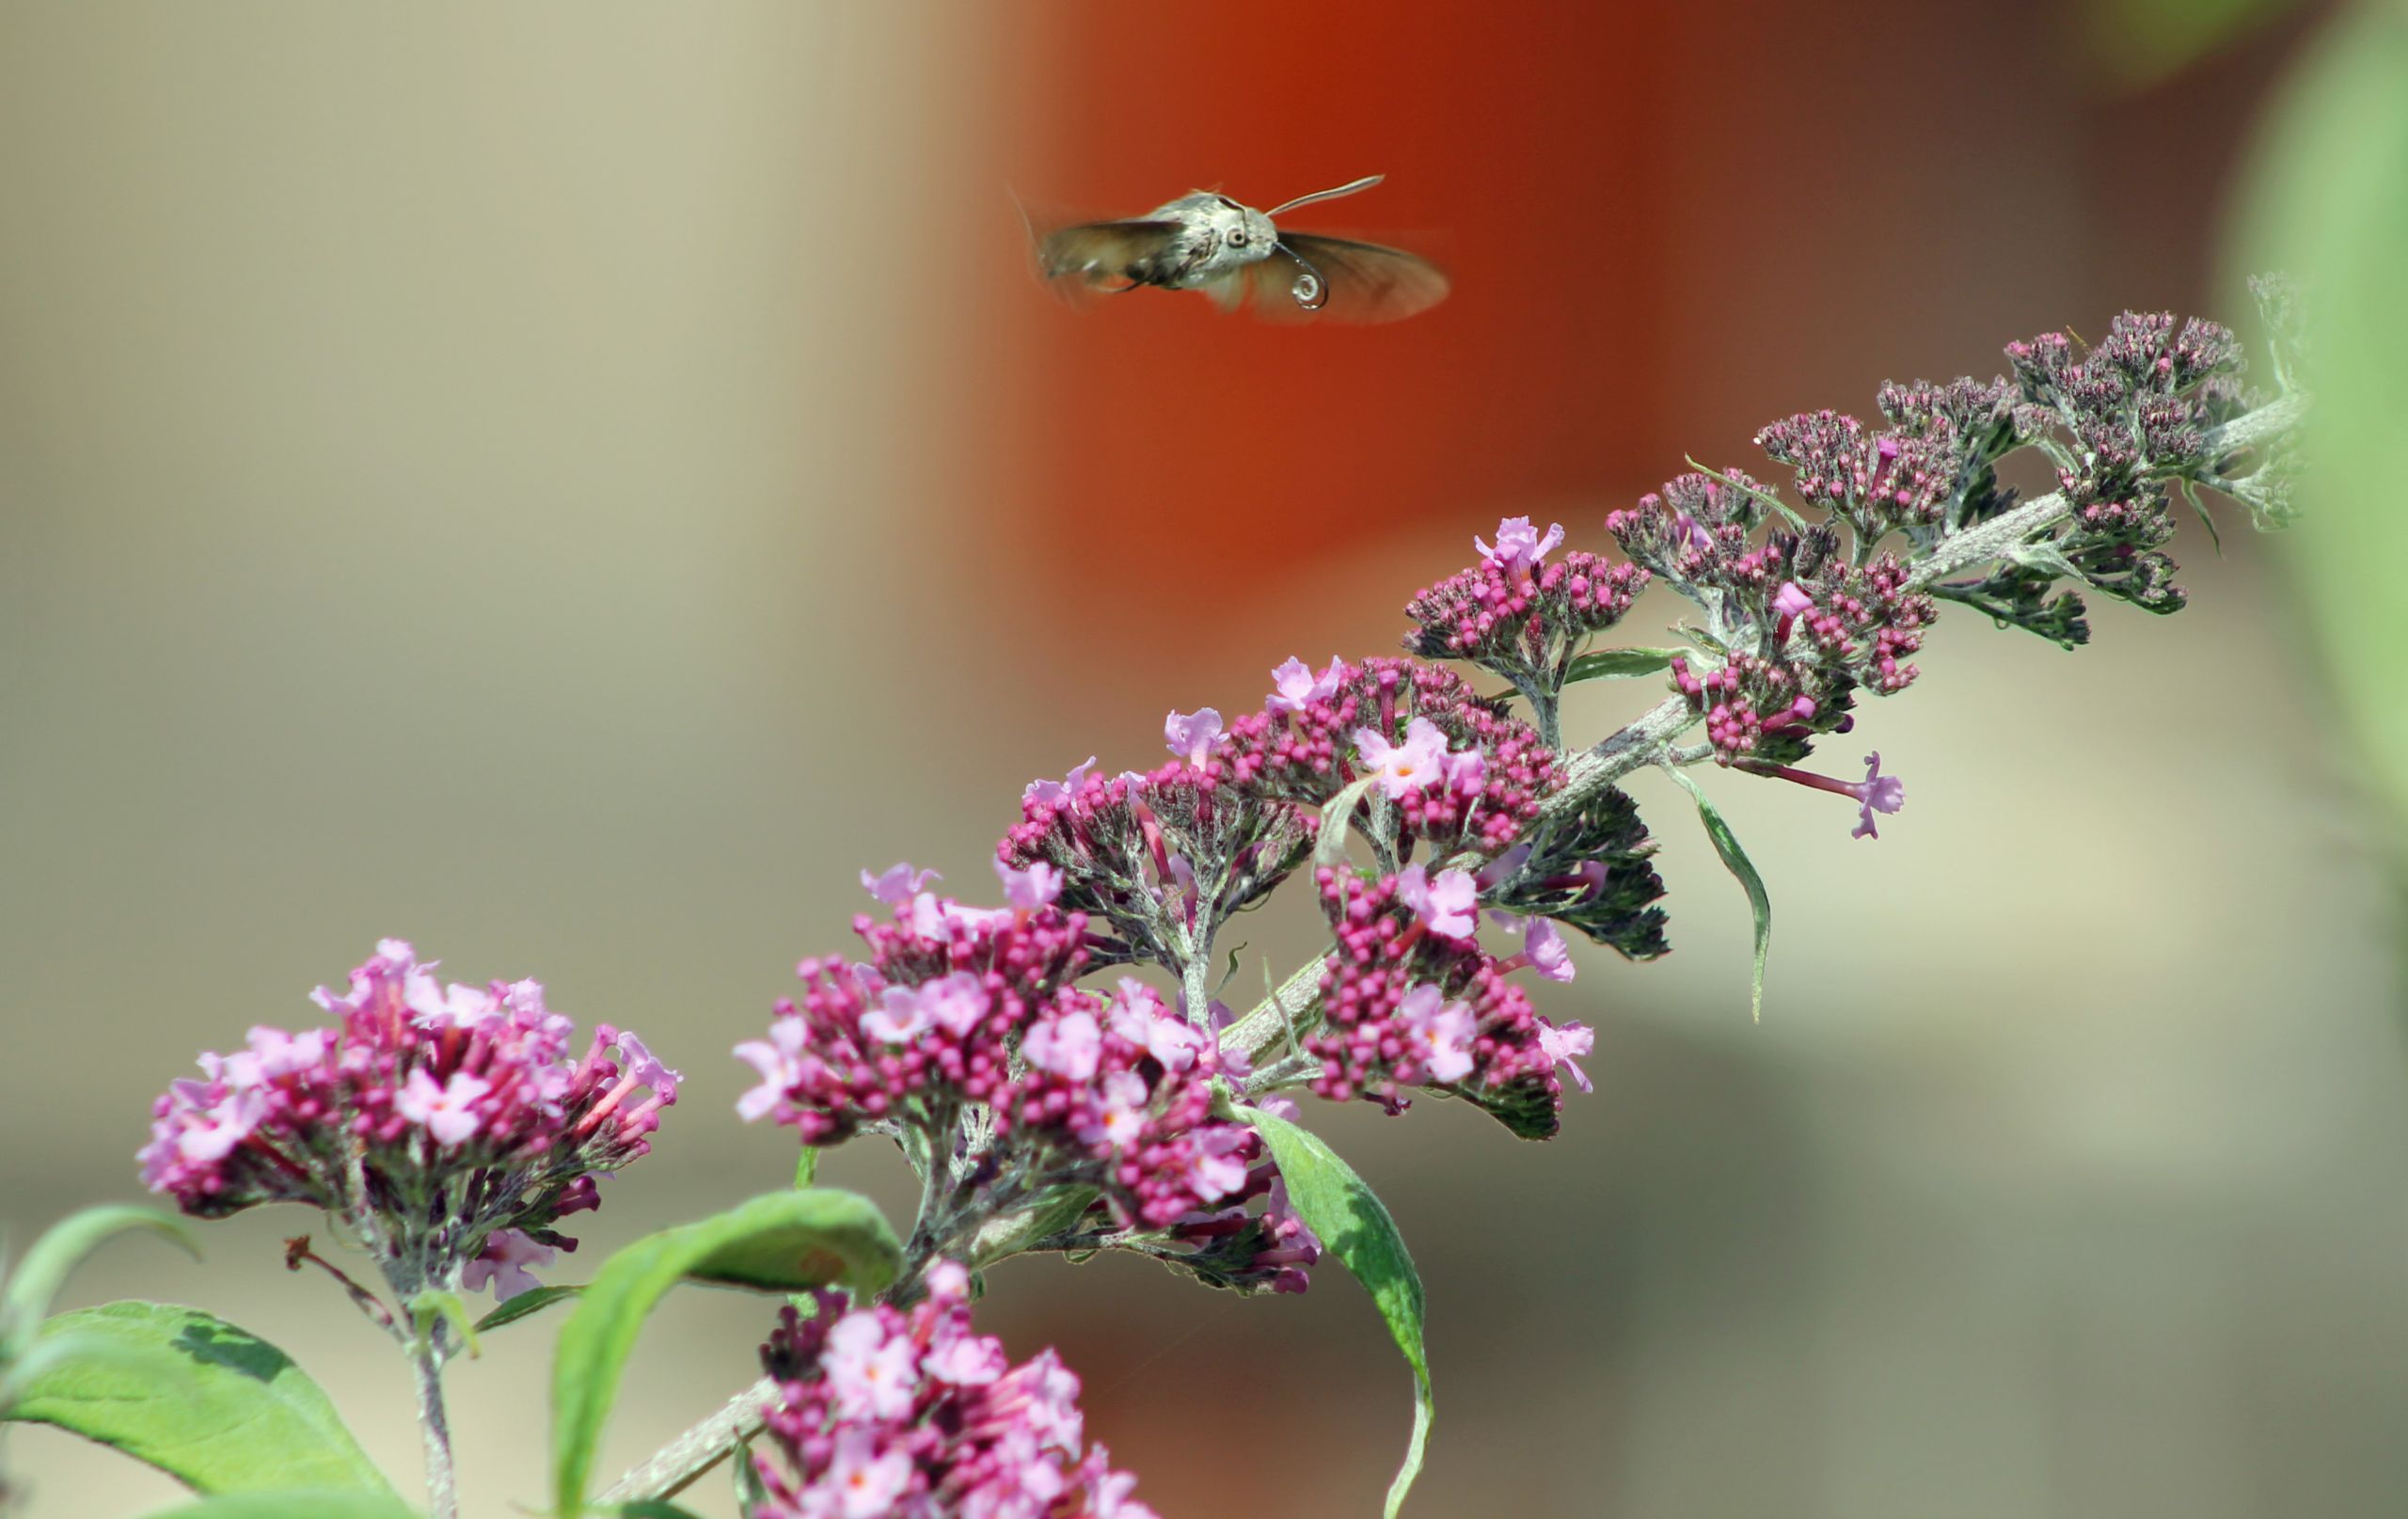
[1201,271,1250,311]
[1249,233,1450,324]
[1034,218,1187,292]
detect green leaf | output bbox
[4,1206,198,1358]
[1314,775,1382,871]
[473,1284,585,1335]
[2084,0,2299,88]
[2003,537,2084,582]
[793,1146,819,1190]
[136,1492,422,1519]
[1564,647,1683,684]
[2229,6,2408,834]
[1683,454,1811,531]
[963,1184,1101,1270]
[1666,767,1772,1021]
[1242,1109,1430,1518]
[616,1505,708,1519]
[731,1435,771,1514]
[551,1189,902,1517]
[7,1301,398,1498]
[407,1290,480,1361]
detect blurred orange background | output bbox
[6,4,2400,1516]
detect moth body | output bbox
[1031,174,1448,324]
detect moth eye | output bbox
[1227,229,1249,248]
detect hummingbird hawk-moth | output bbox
[1032,174,1449,323]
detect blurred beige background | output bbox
[5,4,2403,1517]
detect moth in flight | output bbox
[1033,174,1448,323]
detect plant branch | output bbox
[1904,390,2308,593]
[597,1375,777,1508]
[407,1332,459,1519]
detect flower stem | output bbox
[595,1376,779,1507]
[1903,390,2307,593]
[408,1333,460,1519]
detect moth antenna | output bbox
[1263,173,1385,218]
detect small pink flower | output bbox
[1773,580,1815,620]
[926,1258,972,1302]
[1022,757,1098,809]
[1184,1126,1251,1203]
[1476,842,1533,890]
[734,1018,808,1121]
[821,1426,915,1518]
[1108,980,1204,1071]
[994,857,1065,912]
[462,1227,556,1301]
[859,862,941,908]
[174,1087,261,1164]
[611,1031,680,1100]
[1022,1008,1101,1082]
[1163,707,1223,766]
[1080,1070,1152,1151]
[1474,514,1565,576]
[1524,917,1575,982]
[395,1068,491,1147]
[924,1331,1007,1386]
[1852,751,1905,839]
[861,985,932,1044]
[1354,716,1450,799]
[1396,864,1480,941]
[1396,984,1476,1084]
[1490,911,1576,982]
[918,971,990,1037]
[1022,1349,1085,1451]
[1267,657,1346,713]
[1440,744,1486,794]
[822,1312,919,1422]
[1538,1020,1595,1094]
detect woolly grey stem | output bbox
[596,1376,778,1508]
[1904,390,2308,593]
[408,1335,459,1519]
[1542,694,1703,821]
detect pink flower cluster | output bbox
[736,874,1262,1229]
[998,753,1314,969]
[1604,469,1776,586]
[1217,656,1559,857]
[1753,408,1956,538]
[1670,652,1828,764]
[1781,555,1933,695]
[139,940,676,1291]
[1308,867,1592,1139]
[1405,515,1650,683]
[747,1261,1154,1519]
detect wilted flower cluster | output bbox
[747,1261,1154,1519]
[737,868,1266,1234]
[140,939,676,1299]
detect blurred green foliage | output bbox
[2230,3,2408,836]
[2086,0,2301,87]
